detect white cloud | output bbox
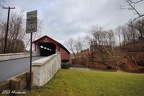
[1,0,144,45]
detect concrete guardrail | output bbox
[0,53,31,61]
[32,52,61,87]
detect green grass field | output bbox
[27,69,144,96]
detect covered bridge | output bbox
[33,35,70,61]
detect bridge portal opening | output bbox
[38,42,56,56]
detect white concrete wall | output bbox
[34,44,40,56]
[0,53,31,61]
[32,52,61,87]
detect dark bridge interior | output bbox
[38,42,56,56]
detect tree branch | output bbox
[127,0,141,16]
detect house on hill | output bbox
[33,35,70,61]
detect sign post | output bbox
[26,10,37,90]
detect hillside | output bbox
[71,40,144,73]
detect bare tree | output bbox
[128,18,144,39]
[120,0,144,39]
[116,25,123,47]
[0,21,6,53]
[74,37,83,53]
[0,12,25,53]
[117,22,140,52]
[65,38,76,59]
[90,26,116,64]
[74,37,88,64]
[83,35,94,62]
[0,10,42,53]
[120,0,144,17]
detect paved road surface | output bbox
[0,56,44,82]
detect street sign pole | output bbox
[26,10,37,90]
[29,32,33,90]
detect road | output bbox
[0,56,44,82]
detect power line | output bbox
[6,0,23,16]
[7,0,15,7]
[2,0,9,7]
[2,0,25,21]
[0,3,4,7]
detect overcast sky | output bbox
[0,0,144,44]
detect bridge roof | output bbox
[33,35,70,54]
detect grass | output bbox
[27,69,144,96]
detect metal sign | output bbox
[27,10,37,19]
[26,10,37,33]
[26,17,37,33]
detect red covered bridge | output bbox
[33,35,70,61]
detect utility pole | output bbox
[3,7,15,53]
